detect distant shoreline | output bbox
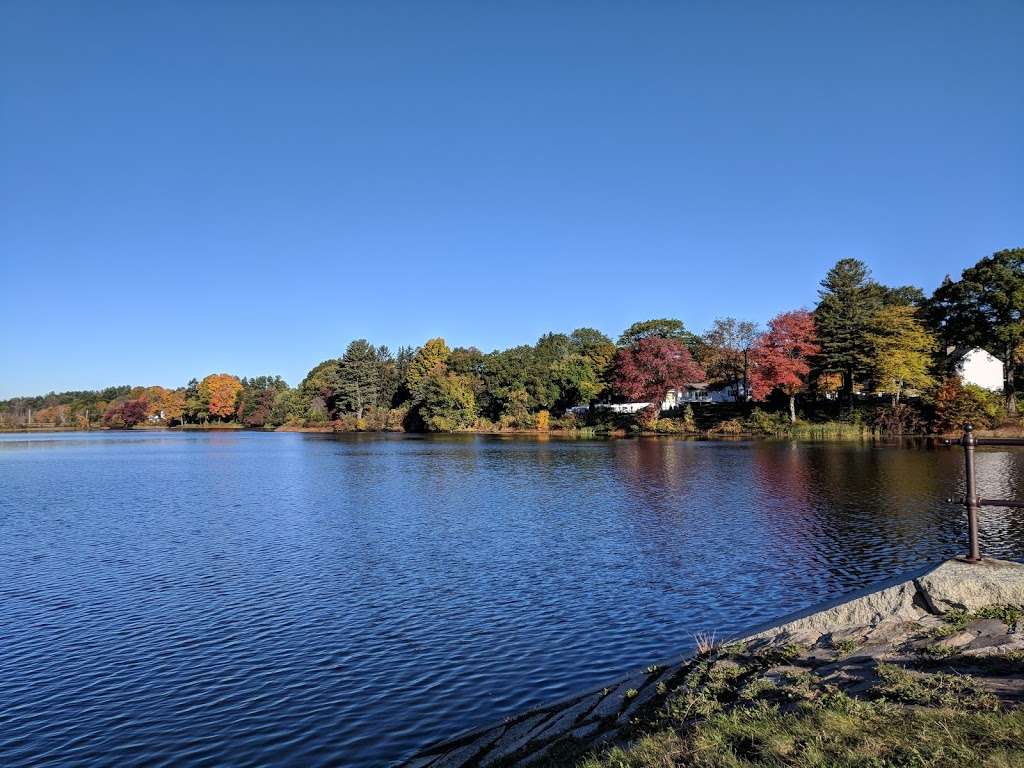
[4,424,1023,440]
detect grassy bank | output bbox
[581,693,1024,767]
[556,605,1024,768]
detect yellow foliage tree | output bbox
[407,338,451,395]
[866,306,937,405]
[536,409,550,431]
[159,388,186,424]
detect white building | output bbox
[663,381,746,407]
[951,347,1004,392]
[566,381,746,416]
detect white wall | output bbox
[957,348,1004,392]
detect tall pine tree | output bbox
[813,259,877,403]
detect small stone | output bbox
[940,630,978,648]
[763,665,806,685]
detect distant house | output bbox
[949,347,1004,392]
[566,381,746,416]
[663,381,747,407]
[565,402,651,416]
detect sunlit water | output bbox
[1,431,1022,767]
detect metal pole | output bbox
[962,423,981,562]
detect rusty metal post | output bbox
[961,423,981,562]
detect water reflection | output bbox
[0,432,1021,768]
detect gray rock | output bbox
[617,668,676,724]
[479,713,550,767]
[964,619,1012,650]
[744,579,922,641]
[431,741,485,768]
[590,675,647,720]
[940,630,978,648]
[568,722,600,741]
[762,665,807,685]
[916,558,1024,613]
[519,692,603,748]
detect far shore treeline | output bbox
[3,250,1022,437]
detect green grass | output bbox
[873,664,1000,710]
[578,693,1024,767]
[833,638,860,658]
[935,604,1024,636]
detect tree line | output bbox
[2,248,1020,434]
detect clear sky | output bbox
[2,2,1021,398]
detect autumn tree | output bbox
[406,338,451,396]
[865,305,937,405]
[198,373,243,421]
[701,317,759,396]
[926,248,1024,415]
[611,337,705,420]
[159,388,186,426]
[932,377,1004,432]
[103,397,149,429]
[750,310,820,423]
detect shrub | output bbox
[933,377,1003,432]
[536,409,550,431]
[873,403,926,435]
[710,418,744,435]
[747,408,790,436]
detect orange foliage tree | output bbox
[159,388,186,424]
[199,374,243,420]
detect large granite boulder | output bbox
[916,558,1024,613]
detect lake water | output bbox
[2,431,1023,767]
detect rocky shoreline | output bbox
[402,558,1024,768]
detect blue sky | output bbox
[2,2,1021,398]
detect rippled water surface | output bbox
[2,432,1023,767]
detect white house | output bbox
[951,347,1004,392]
[566,402,652,416]
[663,381,747,407]
[567,381,746,416]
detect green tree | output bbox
[480,345,536,421]
[336,340,392,420]
[618,318,699,351]
[299,358,343,417]
[814,259,879,403]
[531,333,574,410]
[417,373,477,432]
[926,248,1024,415]
[815,259,925,404]
[865,306,937,405]
[237,376,290,427]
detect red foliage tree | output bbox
[611,337,706,419]
[750,310,820,423]
[102,397,150,429]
